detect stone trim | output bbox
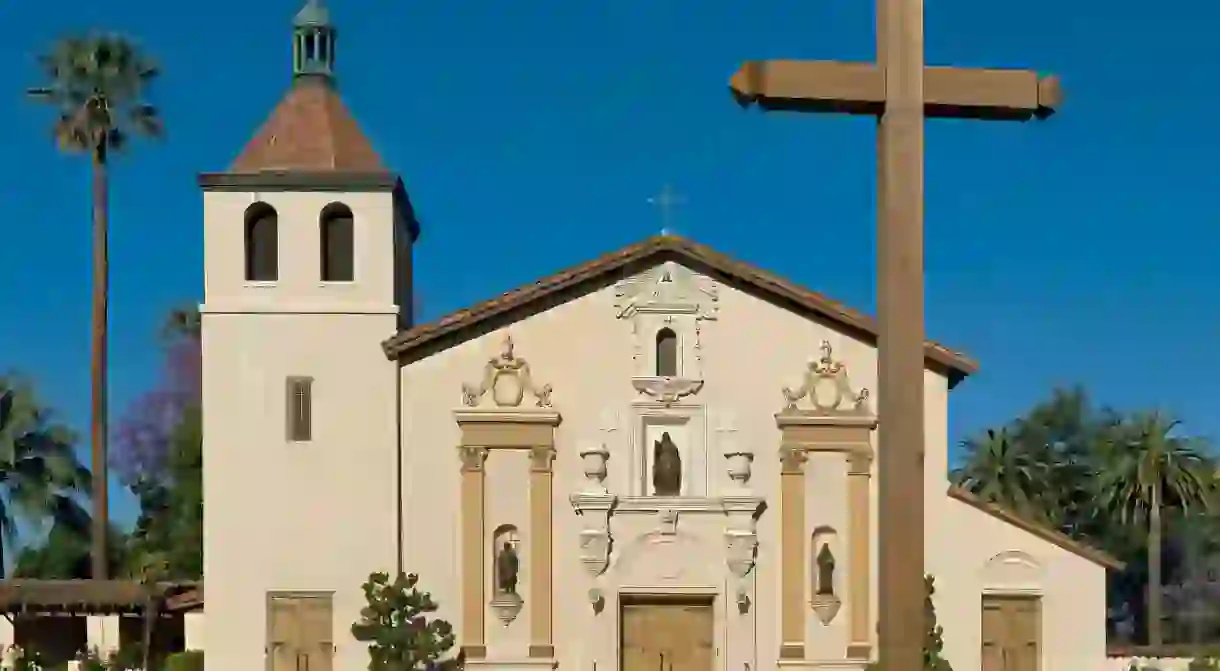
[456,411,562,660]
[197,171,399,192]
[776,410,877,662]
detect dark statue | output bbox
[652,432,682,496]
[816,544,836,596]
[496,539,519,595]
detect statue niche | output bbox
[652,432,682,496]
[489,525,523,625]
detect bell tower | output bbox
[197,4,410,671]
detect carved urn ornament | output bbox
[462,335,553,409]
[781,341,871,415]
[579,442,610,494]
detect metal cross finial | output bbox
[648,184,686,235]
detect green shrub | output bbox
[1188,658,1220,671]
[351,571,459,671]
[863,574,952,671]
[163,650,204,671]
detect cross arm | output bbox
[729,60,1061,121]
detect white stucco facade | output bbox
[198,171,1118,670]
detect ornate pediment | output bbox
[461,334,553,409]
[780,341,872,417]
[614,261,719,320]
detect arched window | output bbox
[655,328,678,377]
[244,203,278,282]
[320,203,355,282]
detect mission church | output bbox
[196,3,1121,671]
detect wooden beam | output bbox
[730,60,1061,120]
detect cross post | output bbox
[648,184,687,235]
[728,4,1060,671]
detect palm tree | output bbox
[1096,411,1214,646]
[954,427,1052,521]
[0,376,93,577]
[28,34,163,579]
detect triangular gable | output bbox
[382,234,978,386]
[947,486,1125,570]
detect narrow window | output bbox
[245,203,279,282]
[320,203,355,282]
[286,377,313,442]
[655,328,678,377]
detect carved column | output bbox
[779,446,808,660]
[846,448,874,659]
[459,445,489,659]
[529,445,557,659]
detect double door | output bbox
[981,595,1040,671]
[268,594,335,671]
[621,601,715,671]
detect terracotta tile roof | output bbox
[381,234,979,385]
[0,580,201,614]
[228,78,386,173]
[947,486,1125,570]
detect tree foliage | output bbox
[0,375,91,576]
[923,575,953,671]
[952,386,1219,645]
[351,572,458,671]
[27,34,162,155]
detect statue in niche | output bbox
[495,538,520,595]
[652,432,682,496]
[816,543,836,596]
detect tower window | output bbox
[320,203,355,282]
[286,376,313,442]
[244,203,279,282]
[655,328,678,377]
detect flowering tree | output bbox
[112,306,202,578]
[111,308,199,485]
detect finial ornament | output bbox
[461,334,554,408]
[781,341,871,415]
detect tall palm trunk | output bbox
[1148,479,1163,646]
[90,144,109,581]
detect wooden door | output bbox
[621,601,714,671]
[267,594,335,671]
[980,595,1040,671]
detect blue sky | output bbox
[0,0,1216,527]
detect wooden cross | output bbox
[728,4,1059,671]
[648,184,686,235]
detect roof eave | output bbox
[380,235,978,385]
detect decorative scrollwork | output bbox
[781,341,871,415]
[461,335,554,408]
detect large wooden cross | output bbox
[728,3,1059,671]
